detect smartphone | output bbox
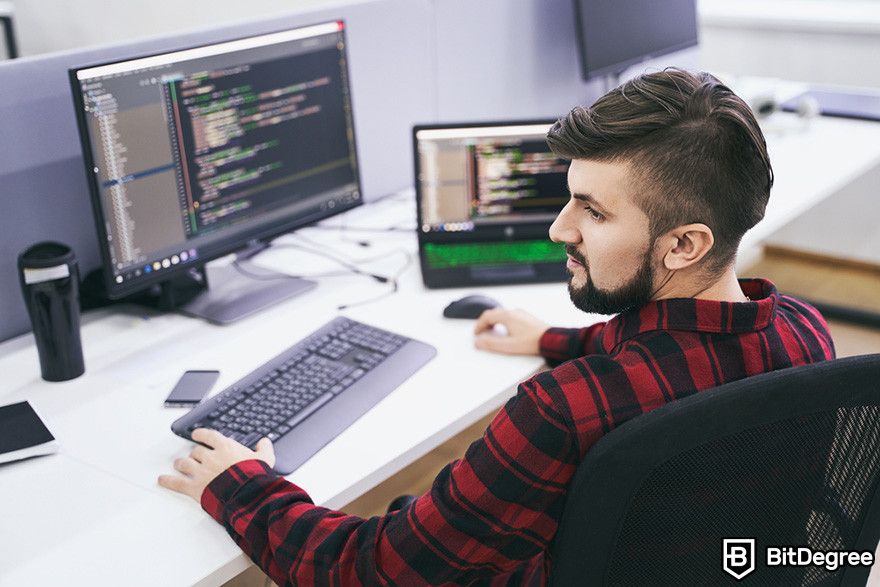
[164,370,220,408]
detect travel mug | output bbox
[17,241,85,382]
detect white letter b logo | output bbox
[723,538,756,580]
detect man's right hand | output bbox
[473,308,549,356]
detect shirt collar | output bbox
[600,278,779,353]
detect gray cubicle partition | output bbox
[0,0,600,342]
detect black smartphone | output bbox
[164,370,220,408]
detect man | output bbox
[159,69,835,585]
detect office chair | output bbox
[549,354,880,586]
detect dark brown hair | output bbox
[547,68,773,273]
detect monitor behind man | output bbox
[574,0,699,81]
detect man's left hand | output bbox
[158,428,276,503]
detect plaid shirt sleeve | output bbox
[538,323,606,365]
[200,370,583,586]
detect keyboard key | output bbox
[240,432,261,448]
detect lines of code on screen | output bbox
[470,140,568,220]
[167,47,356,235]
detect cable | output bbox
[281,234,413,308]
[284,232,410,265]
[230,259,351,282]
[337,280,399,310]
[267,242,393,284]
[337,249,414,310]
[230,233,415,310]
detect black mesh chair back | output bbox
[549,355,880,586]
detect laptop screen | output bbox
[415,122,569,234]
[413,121,570,287]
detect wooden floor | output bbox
[224,251,880,587]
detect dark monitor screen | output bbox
[70,21,361,298]
[574,0,698,80]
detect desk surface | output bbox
[3,112,880,586]
[737,111,880,268]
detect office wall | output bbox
[0,0,611,343]
[433,0,594,121]
[699,0,880,88]
[11,0,335,57]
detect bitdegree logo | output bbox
[767,547,874,572]
[723,538,875,580]
[723,539,755,580]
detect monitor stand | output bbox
[177,261,315,324]
[81,252,315,325]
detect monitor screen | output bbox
[70,21,361,298]
[574,0,698,80]
[414,122,570,287]
[416,122,568,236]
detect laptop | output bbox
[413,121,570,288]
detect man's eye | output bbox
[584,205,603,221]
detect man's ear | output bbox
[659,224,715,270]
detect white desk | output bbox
[738,112,880,269]
[3,112,880,586]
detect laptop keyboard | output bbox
[422,240,566,269]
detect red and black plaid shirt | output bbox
[201,278,835,585]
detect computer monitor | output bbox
[574,0,698,81]
[70,21,361,322]
[414,121,570,288]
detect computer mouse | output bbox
[443,294,501,319]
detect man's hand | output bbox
[158,428,276,503]
[473,308,549,356]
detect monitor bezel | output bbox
[573,0,699,81]
[69,20,363,300]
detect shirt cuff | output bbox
[201,459,277,521]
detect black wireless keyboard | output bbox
[171,317,437,474]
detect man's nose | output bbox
[549,207,580,244]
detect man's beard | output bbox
[566,244,656,315]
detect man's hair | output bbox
[547,68,773,273]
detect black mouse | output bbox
[443,294,500,319]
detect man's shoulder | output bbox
[538,329,686,378]
[530,329,709,406]
[776,292,831,329]
[526,343,677,454]
[530,340,665,410]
